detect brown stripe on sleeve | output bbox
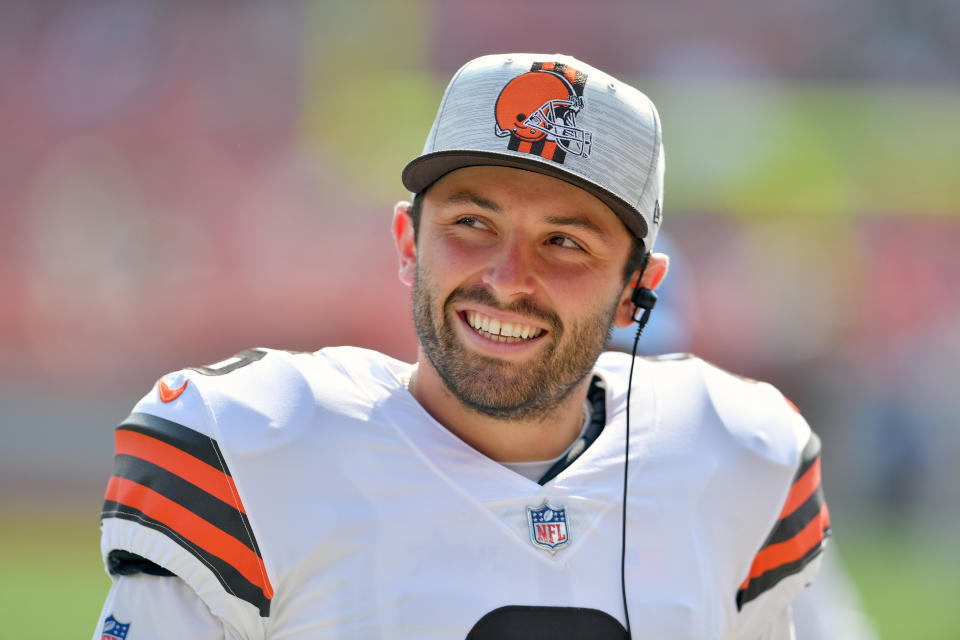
[736,432,831,609]
[101,413,273,616]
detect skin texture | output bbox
[393,166,668,463]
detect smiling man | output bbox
[398,166,665,464]
[94,54,829,639]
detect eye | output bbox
[546,234,584,250]
[456,215,489,230]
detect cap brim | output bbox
[401,150,648,241]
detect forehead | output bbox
[424,166,630,235]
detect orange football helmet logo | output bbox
[494,62,591,162]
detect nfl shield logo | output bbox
[101,614,130,640]
[526,500,570,554]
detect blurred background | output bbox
[1,1,957,637]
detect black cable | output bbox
[621,255,657,639]
[620,322,641,638]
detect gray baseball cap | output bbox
[402,53,664,250]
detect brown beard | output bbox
[412,266,619,421]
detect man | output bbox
[94,54,829,639]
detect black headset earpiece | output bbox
[630,285,658,320]
[629,251,658,327]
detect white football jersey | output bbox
[96,347,829,639]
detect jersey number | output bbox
[467,606,627,639]
[191,349,267,376]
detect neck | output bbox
[408,347,591,463]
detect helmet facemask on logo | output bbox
[519,93,591,157]
[494,67,592,162]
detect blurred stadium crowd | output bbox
[1,0,957,581]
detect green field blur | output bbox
[2,511,957,639]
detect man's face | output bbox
[408,166,636,421]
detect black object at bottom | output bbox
[467,606,628,639]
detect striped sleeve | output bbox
[101,411,274,616]
[736,432,831,610]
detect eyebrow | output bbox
[440,190,502,213]
[544,215,605,237]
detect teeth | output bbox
[465,311,542,341]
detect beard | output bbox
[412,266,619,421]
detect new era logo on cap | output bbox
[402,53,664,251]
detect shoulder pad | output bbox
[132,348,320,446]
[100,348,313,622]
[699,359,810,469]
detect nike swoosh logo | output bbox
[158,378,189,403]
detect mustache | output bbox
[446,285,560,330]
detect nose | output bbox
[481,237,537,299]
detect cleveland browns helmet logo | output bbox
[494,61,592,163]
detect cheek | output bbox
[546,262,622,300]
[423,237,491,280]
[551,271,628,328]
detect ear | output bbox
[613,252,669,328]
[392,201,417,286]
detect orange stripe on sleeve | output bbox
[562,66,578,85]
[517,140,533,153]
[744,502,830,582]
[541,62,556,71]
[541,141,558,160]
[115,430,244,512]
[780,457,821,519]
[105,476,273,599]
